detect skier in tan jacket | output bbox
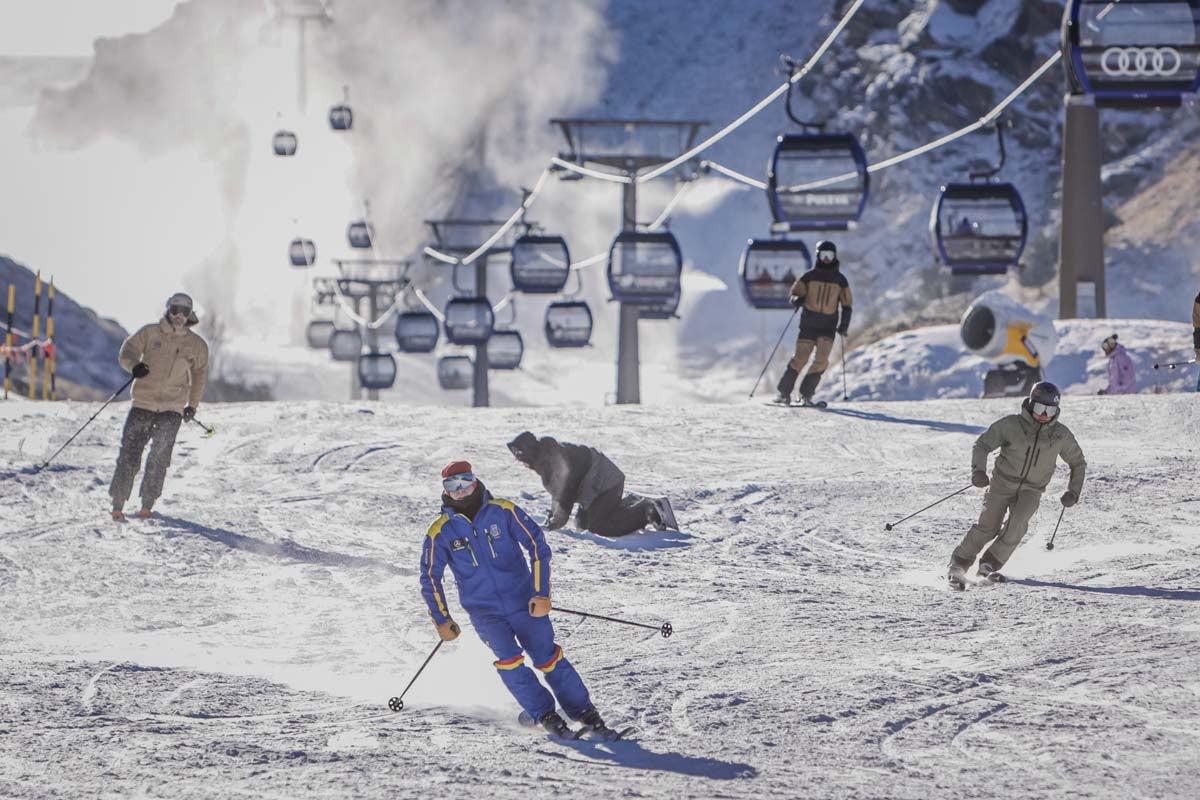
[108,293,209,520]
[948,381,1086,589]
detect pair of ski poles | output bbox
[884,483,1068,550]
[748,308,850,401]
[387,606,673,713]
[35,376,214,472]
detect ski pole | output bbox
[552,606,673,638]
[387,639,443,712]
[191,416,215,437]
[839,334,849,401]
[35,375,134,472]
[1044,506,1066,551]
[1152,359,1196,370]
[884,484,973,531]
[749,307,798,398]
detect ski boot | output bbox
[136,507,154,520]
[538,710,574,739]
[771,391,792,406]
[947,565,966,592]
[111,509,126,522]
[652,497,678,531]
[799,396,828,409]
[977,562,1005,583]
[577,706,629,741]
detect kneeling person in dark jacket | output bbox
[420,461,608,737]
[507,431,677,537]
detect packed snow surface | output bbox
[2,394,1198,798]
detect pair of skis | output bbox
[766,398,828,409]
[518,711,636,742]
[947,570,1006,591]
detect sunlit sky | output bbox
[0,0,180,56]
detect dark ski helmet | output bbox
[1029,381,1060,407]
[815,240,838,265]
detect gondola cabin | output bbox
[443,297,494,345]
[357,352,396,390]
[329,104,353,131]
[930,183,1027,275]
[738,239,810,309]
[437,355,473,390]
[639,287,680,320]
[544,301,592,348]
[347,221,374,249]
[394,310,440,353]
[289,238,317,267]
[273,130,298,156]
[767,133,869,231]
[1063,0,1200,108]
[328,328,362,362]
[487,330,524,370]
[305,319,335,349]
[510,235,571,294]
[607,231,682,304]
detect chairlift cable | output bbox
[637,0,868,183]
[699,160,768,190]
[785,51,1063,193]
[411,287,447,322]
[550,156,632,184]
[647,182,693,231]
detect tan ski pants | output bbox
[951,483,1043,571]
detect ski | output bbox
[765,399,828,409]
[518,711,635,741]
[518,710,583,740]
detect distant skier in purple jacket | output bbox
[1098,334,1136,395]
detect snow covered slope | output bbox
[2,395,1198,798]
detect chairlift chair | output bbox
[437,355,473,390]
[607,231,683,304]
[544,300,593,348]
[395,310,440,353]
[930,183,1028,275]
[273,130,298,156]
[347,221,374,249]
[289,238,317,267]
[510,234,571,294]
[357,352,396,390]
[767,133,869,231]
[487,330,524,370]
[305,319,335,349]
[328,328,362,361]
[738,238,810,309]
[443,297,494,345]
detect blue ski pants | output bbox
[471,609,591,721]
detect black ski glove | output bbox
[132,362,150,379]
[1060,491,1078,508]
[183,406,196,422]
[972,470,990,488]
[789,295,802,310]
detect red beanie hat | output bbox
[441,460,473,478]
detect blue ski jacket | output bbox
[420,492,552,625]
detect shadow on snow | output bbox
[821,407,985,436]
[551,526,693,550]
[1017,577,1200,601]
[153,514,409,575]
[541,737,757,779]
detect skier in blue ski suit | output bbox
[420,460,607,736]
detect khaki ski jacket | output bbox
[972,402,1086,496]
[118,317,209,413]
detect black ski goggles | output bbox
[168,304,191,316]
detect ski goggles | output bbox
[1031,401,1059,418]
[168,304,191,316]
[817,250,836,263]
[442,473,476,492]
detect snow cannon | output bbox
[960,291,1058,399]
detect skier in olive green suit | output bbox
[948,381,1086,588]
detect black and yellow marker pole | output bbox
[43,278,55,400]
[29,271,41,400]
[4,283,14,399]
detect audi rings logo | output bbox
[1100,46,1182,77]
